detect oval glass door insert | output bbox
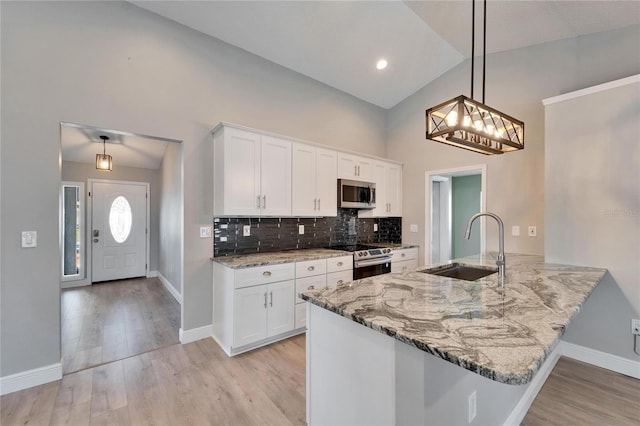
[109,195,132,243]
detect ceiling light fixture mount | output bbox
[96,135,113,171]
[376,59,388,70]
[425,0,524,155]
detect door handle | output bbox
[93,229,99,237]
[307,266,315,271]
[93,239,99,243]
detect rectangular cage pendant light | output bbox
[426,95,524,155]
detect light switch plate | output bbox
[410,224,418,233]
[528,226,537,237]
[21,231,37,248]
[243,225,251,237]
[299,225,305,235]
[200,226,212,238]
[512,226,520,237]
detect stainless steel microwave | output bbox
[338,179,376,209]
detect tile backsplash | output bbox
[214,209,401,257]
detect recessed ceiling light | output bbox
[376,59,388,70]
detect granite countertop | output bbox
[212,248,351,269]
[301,253,607,385]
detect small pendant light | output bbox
[96,135,113,171]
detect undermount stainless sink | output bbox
[419,263,498,281]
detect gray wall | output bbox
[545,80,639,360]
[451,175,481,259]
[62,160,161,276]
[386,25,640,266]
[0,1,385,377]
[159,142,183,297]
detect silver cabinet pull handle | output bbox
[307,266,315,271]
[314,198,317,210]
[401,253,406,257]
[308,285,315,290]
[257,195,261,209]
[357,165,360,176]
[263,271,272,276]
[318,198,320,210]
[263,195,266,209]
[337,261,343,267]
[264,292,267,309]
[337,280,344,284]
[354,165,358,176]
[269,291,273,307]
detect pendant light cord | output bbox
[482,0,486,104]
[470,0,475,100]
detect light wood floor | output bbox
[61,277,180,374]
[1,335,306,426]
[2,334,638,425]
[522,357,639,425]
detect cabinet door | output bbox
[386,164,402,216]
[316,148,338,216]
[221,128,261,216]
[337,153,358,179]
[292,143,318,217]
[356,158,373,181]
[234,285,268,348]
[267,280,295,337]
[391,259,418,273]
[261,136,292,216]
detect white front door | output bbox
[91,181,148,283]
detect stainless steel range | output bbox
[330,244,393,280]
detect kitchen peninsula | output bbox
[301,253,607,425]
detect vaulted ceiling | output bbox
[62,1,640,168]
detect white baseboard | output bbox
[560,340,640,379]
[503,343,562,426]
[179,325,213,344]
[0,361,62,396]
[154,270,182,305]
[147,270,158,278]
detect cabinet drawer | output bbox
[326,270,353,287]
[296,259,327,278]
[295,303,306,330]
[326,255,353,273]
[391,259,418,273]
[295,275,327,304]
[234,263,295,289]
[392,248,418,262]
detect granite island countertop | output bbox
[211,248,351,269]
[301,253,607,385]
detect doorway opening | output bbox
[59,122,184,374]
[426,164,486,264]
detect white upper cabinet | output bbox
[337,153,373,181]
[359,161,403,218]
[292,142,337,217]
[214,126,291,216]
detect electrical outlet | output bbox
[512,226,520,237]
[220,236,227,242]
[468,390,477,423]
[410,224,418,233]
[200,226,212,238]
[243,225,251,237]
[373,223,378,232]
[298,224,305,235]
[632,319,640,335]
[528,226,537,237]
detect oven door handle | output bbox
[355,256,391,268]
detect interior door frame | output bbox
[87,178,150,284]
[425,164,487,266]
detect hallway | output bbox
[61,278,180,374]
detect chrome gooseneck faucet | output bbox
[465,212,505,279]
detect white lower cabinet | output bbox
[391,247,419,273]
[213,255,353,356]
